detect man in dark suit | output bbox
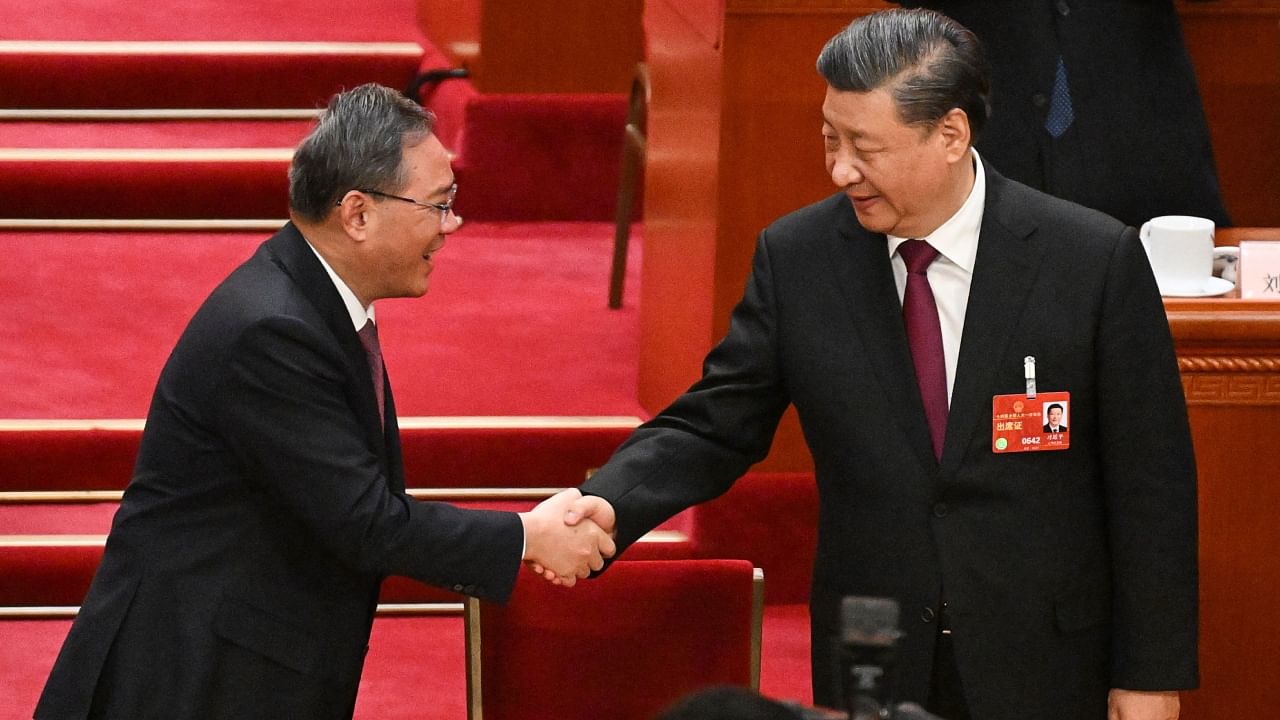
[34,83,613,719]
[1045,403,1068,433]
[895,0,1231,229]
[558,10,1197,720]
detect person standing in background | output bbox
[895,0,1231,228]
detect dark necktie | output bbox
[898,239,948,461]
[1045,55,1074,139]
[357,319,385,427]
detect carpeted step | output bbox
[0,118,316,148]
[0,417,640,492]
[0,0,433,112]
[0,146,292,219]
[0,0,423,43]
[0,119,308,219]
[0,615,473,720]
[0,91,631,221]
[0,604,811,720]
[0,223,643,417]
[0,40,424,109]
[0,518,696,608]
[0,473,820,606]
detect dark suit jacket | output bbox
[1044,424,1067,433]
[581,166,1198,719]
[35,223,524,720]
[897,0,1231,227]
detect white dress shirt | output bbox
[886,149,987,406]
[305,240,375,331]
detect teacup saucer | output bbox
[1158,276,1234,298]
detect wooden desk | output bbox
[1166,292,1280,718]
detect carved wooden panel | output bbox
[1181,368,1280,405]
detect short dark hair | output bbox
[288,83,436,222]
[1047,403,1064,413]
[657,686,801,720]
[816,8,991,140]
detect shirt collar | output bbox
[887,148,986,273]
[303,237,375,331]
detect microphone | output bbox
[837,596,903,720]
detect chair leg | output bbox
[609,134,641,309]
[464,597,484,720]
[609,64,649,309]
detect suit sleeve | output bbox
[1096,227,1199,689]
[580,231,792,553]
[212,316,524,602]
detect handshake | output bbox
[517,489,617,587]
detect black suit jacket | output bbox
[36,224,524,720]
[897,0,1230,227]
[581,166,1198,719]
[1044,424,1067,433]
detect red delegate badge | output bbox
[992,391,1070,453]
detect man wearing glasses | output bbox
[35,83,614,719]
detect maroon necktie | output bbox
[357,319,385,427]
[898,240,948,460]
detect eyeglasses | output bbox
[350,183,458,221]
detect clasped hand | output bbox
[519,489,616,587]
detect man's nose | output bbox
[829,153,863,188]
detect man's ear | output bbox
[938,107,972,163]
[335,191,373,241]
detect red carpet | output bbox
[0,505,697,608]
[0,93,627,221]
[0,0,423,42]
[0,153,291,218]
[0,616,472,720]
[0,222,643,418]
[0,0,427,109]
[0,120,315,148]
[0,422,641,492]
[0,46,424,110]
[0,608,811,720]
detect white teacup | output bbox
[1139,215,1215,295]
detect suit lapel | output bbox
[266,223,390,462]
[826,199,937,470]
[940,170,1044,474]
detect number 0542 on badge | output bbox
[992,391,1070,453]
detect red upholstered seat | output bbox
[452,93,628,221]
[465,559,762,720]
[691,472,817,604]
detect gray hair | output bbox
[816,8,990,140]
[288,83,436,222]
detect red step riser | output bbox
[0,54,421,109]
[0,426,635,492]
[0,159,288,218]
